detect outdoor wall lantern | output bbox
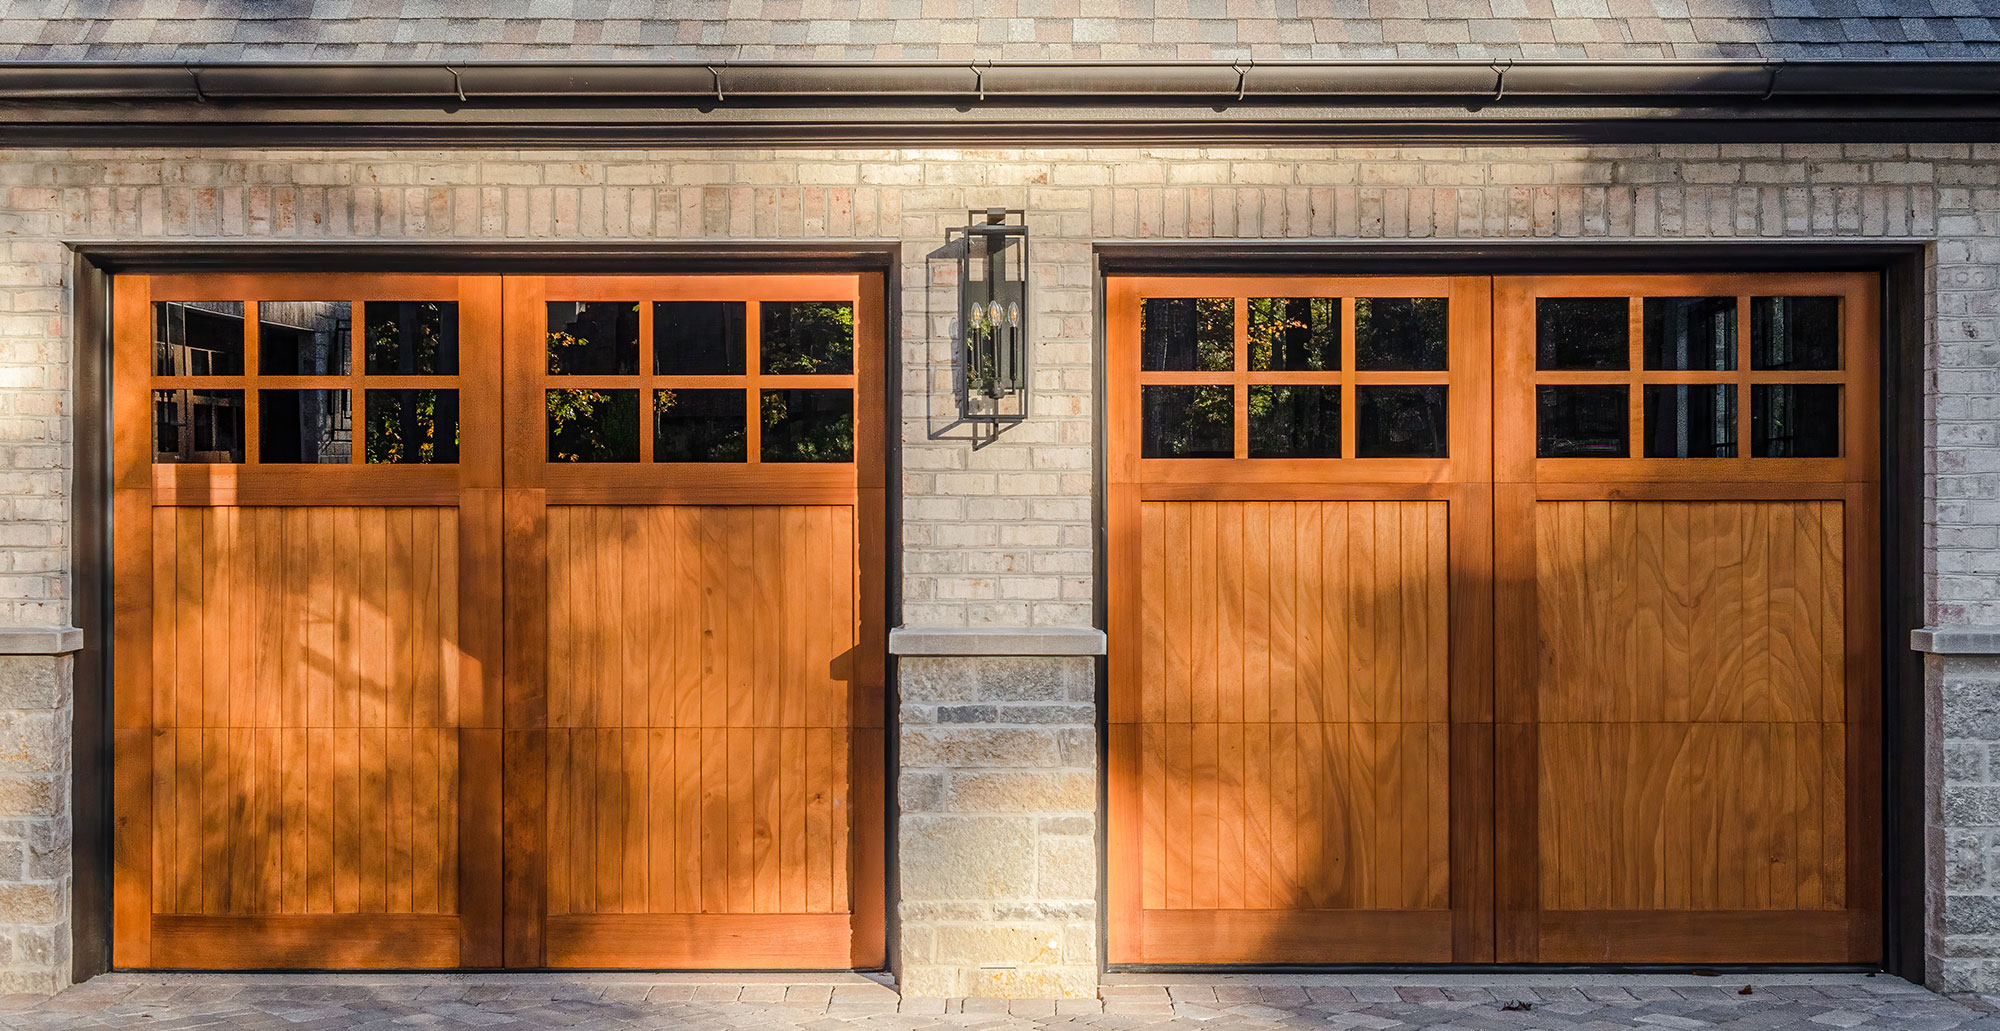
[957,207,1029,431]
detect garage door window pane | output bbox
[1140,298,1234,372]
[655,388,748,462]
[365,301,458,375]
[1537,297,1628,370]
[1355,298,1447,371]
[1643,297,1736,371]
[761,302,854,375]
[258,301,351,375]
[153,389,244,463]
[154,301,244,376]
[366,389,459,464]
[1249,385,1339,458]
[547,302,640,375]
[1751,296,1842,370]
[1643,384,1736,458]
[761,388,853,463]
[547,388,640,462]
[260,389,352,464]
[1142,385,1233,458]
[1538,385,1629,457]
[655,301,746,375]
[1752,385,1841,458]
[1357,385,1448,458]
[1248,297,1339,371]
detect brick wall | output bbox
[0,143,1995,992]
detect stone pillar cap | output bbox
[0,626,82,655]
[888,626,1106,657]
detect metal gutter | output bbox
[5,59,1999,146]
[7,59,2000,101]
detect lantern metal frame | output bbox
[953,207,1029,436]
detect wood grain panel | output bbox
[542,504,857,921]
[1533,500,1848,914]
[147,505,463,919]
[1132,499,1451,917]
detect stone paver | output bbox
[0,973,1996,1030]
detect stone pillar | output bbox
[888,627,1104,999]
[1920,629,2000,991]
[0,629,80,995]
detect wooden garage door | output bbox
[1491,274,1880,963]
[110,272,884,970]
[1106,276,1497,963]
[497,276,885,969]
[1106,272,1880,966]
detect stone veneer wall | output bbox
[1934,652,2000,992]
[0,655,70,994]
[0,143,1994,993]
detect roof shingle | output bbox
[3,0,1999,61]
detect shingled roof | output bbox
[4,0,2000,63]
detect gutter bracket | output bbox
[1762,61,1783,101]
[444,64,467,103]
[184,62,206,102]
[971,60,986,102]
[707,64,725,103]
[1492,59,1510,102]
[1232,59,1251,101]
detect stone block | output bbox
[0,656,65,710]
[900,728,1063,769]
[959,963,1097,999]
[944,771,1094,813]
[898,816,1035,900]
[933,923,1061,965]
[1036,833,1095,899]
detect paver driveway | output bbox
[3,972,1996,1029]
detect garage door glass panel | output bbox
[548,302,640,375]
[1141,384,1233,458]
[653,388,747,462]
[1357,385,1447,458]
[1752,384,1842,458]
[1536,297,1628,370]
[364,302,458,375]
[259,389,352,464]
[1248,385,1339,458]
[153,388,245,463]
[1249,297,1339,371]
[654,301,747,375]
[258,301,352,375]
[547,388,640,462]
[760,388,853,463]
[1752,297,1843,370]
[1642,297,1736,371]
[760,301,854,375]
[1643,384,1736,459]
[1355,297,1448,370]
[1537,385,1629,457]
[365,389,459,464]
[1140,297,1233,372]
[155,301,246,376]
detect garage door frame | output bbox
[1091,242,1928,978]
[72,242,901,977]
